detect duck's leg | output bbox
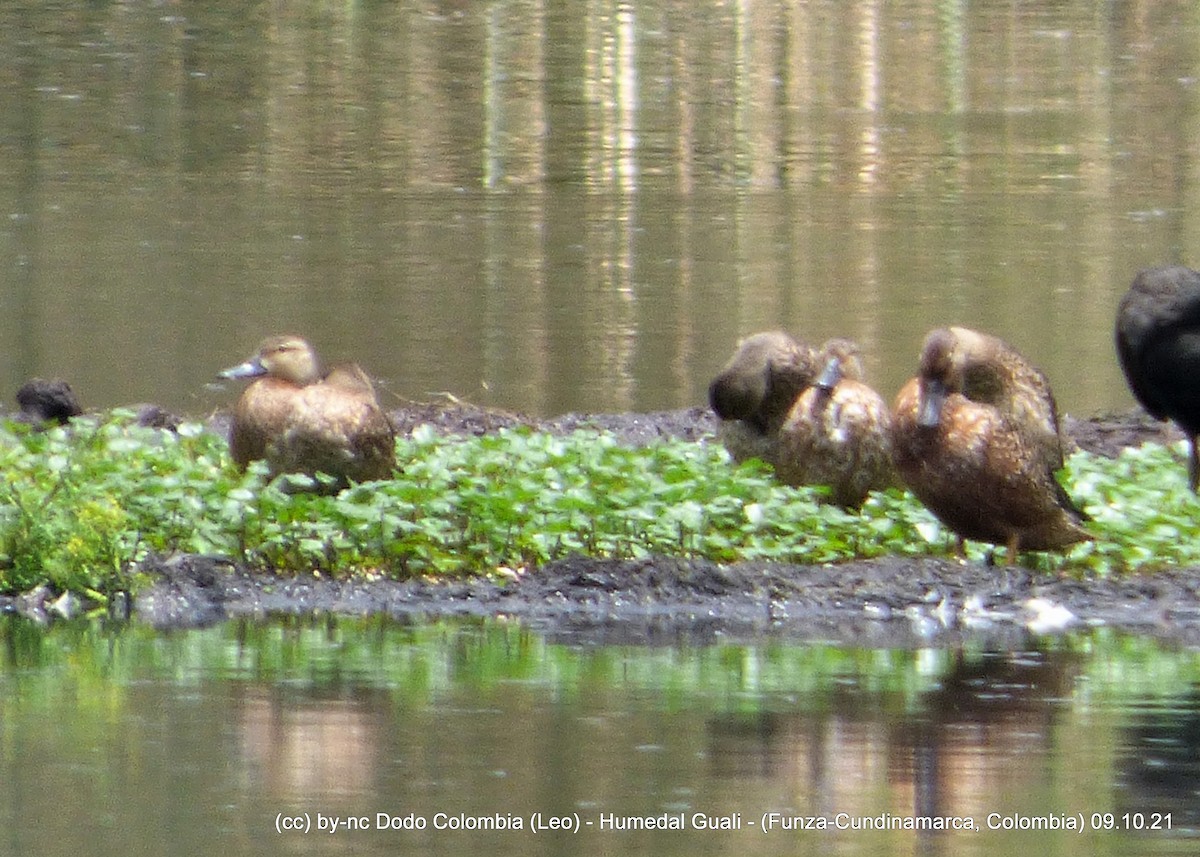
[1005,533,1019,566]
[1190,435,1199,492]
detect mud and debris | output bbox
[132,549,1200,649]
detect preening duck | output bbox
[708,331,819,468]
[775,338,896,508]
[891,327,1091,563]
[709,332,894,507]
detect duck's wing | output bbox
[284,375,396,482]
[349,407,398,480]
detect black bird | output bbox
[1115,265,1200,490]
[14,378,83,426]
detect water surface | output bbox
[1,617,1198,857]
[1,1,1198,419]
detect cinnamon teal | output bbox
[708,331,819,468]
[891,327,1091,563]
[218,335,396,488]
[775,338,896,508]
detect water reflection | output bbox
[0,2,1198,419]
[1,617,1198,856]
[236,689,386,802]
[1116,694,1200,832]
[707,650,1084,828]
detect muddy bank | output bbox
[378,398,1187,459]
[9,403,1200,647]
[134,550,1200,649]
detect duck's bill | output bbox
[815,356,842,391]
[917,378,947,428]
[218,359,267,380]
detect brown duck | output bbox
[708,331,819,468]
[709,332,894,507]
[891,327,1091,562]
[218,335,396,488]
[775,338,896,508]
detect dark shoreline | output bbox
[5,403,1199,647]
[133,550,1200,649]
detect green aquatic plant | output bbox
[0,413,1197,598]
[1063,440,1200,574]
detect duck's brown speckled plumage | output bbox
[942,326,1066,472]
[775,338,896,508]
[219,336,395,488]
[709,332,894,507]
[891,327,1091,561]
[1115,265,1200,489]
[708,331,819,467]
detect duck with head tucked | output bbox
[775,338,896,508]
[708,332,894,507]
[708,331,819,468]
[891,326,1091,563]
[218,335,396,489]
[934,325,1064,461]
[1115,265,1200,490]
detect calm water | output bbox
[1,0,1198,419]
[1,616,1199,857]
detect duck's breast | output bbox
[230,378,298,470]
[893,389,1085,548]
[717,418,779,467]
[778,380,895,505]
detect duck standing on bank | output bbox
[218,335,396,489]
[1115,264,1200,490]
[775,338,896,508]
[891,326,1091,563]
